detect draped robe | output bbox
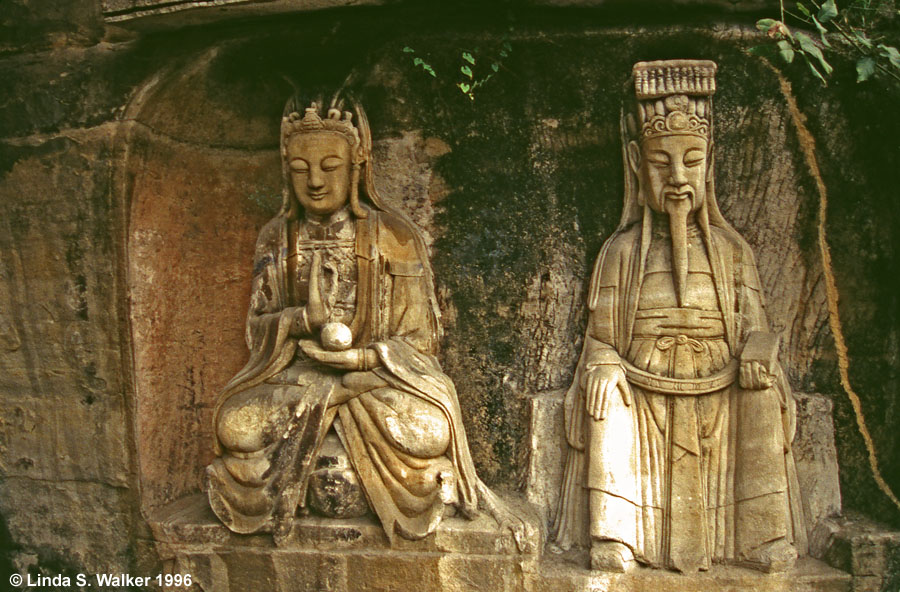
[207,206,482,544]
[553,218,808,571]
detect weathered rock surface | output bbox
[794,393,843,538]
[820,514,900,592]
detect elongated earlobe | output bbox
[349,164,367,219]
[627,140,641,175]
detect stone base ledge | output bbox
[149,495,851,591]
[536,552,850,592]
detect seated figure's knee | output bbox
[217,402,268,453]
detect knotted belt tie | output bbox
[655,334,705,353]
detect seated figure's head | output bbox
[280,102,367,219]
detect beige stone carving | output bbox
[553,60,808,573]
[206,98,532,551]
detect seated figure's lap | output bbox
[217,380,452,461]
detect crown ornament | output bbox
[281,102,362,158]
[632,60,717,140]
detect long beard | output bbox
[664,198,692,307]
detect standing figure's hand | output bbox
[739,360,774,390]
[306,250,329,329]
[583,362,632,421]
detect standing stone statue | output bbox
[207,97,530,550]
[553,60,808,573]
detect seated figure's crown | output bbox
[281,102,361,152]
[632,60,717,140]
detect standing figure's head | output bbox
[280,101,367,219]
[622,60,719,306]
[625,60,717,219]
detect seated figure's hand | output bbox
[300,339,378,371]
[583,362,632,421]
[740,360,775,390]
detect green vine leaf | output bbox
[856,57,876,81]
[818,0,838,23]
[460,65,473,79]
[757,18,779,33]
[491,62,500,72]
[796,31,834,75]
[878,44,900,69]
[778,39,796,63]
[796,2,811,17]
[462,52,475,65]
[810,16,832,47]
[402,46,415,53]
[458,82,471,93]
[805,55,829,85]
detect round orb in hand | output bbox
[320,322,353,351]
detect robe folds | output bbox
[553,221,808,571]
[207,206,482,544]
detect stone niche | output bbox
[123,24,860,592]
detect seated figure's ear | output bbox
[627,140,641,175]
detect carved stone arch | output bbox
[117,41,291,515]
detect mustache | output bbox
[662,185,695,201]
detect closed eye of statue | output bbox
[684,149,705,167]
[290,159,309,173]
[321,156,345,172]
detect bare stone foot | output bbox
[738,538,797,573]
[591,540,636,572]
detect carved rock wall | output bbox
[1,1,898,586]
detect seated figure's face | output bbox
[287,132,353,217]
[637,134,708,215]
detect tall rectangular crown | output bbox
[633,60,717,99]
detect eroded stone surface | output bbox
[794,393,843,539]
[821,514,900,592]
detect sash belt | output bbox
[622,358,738,395]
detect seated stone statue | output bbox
[207,98,530,549]
[552,61,808,573]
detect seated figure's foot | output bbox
[307,433,369,519]
[738,538,797,573]
[591,540,636,572]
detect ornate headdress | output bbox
[280,102,363,162]
[632,60,717,140]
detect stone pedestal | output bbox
[148,494,541,592]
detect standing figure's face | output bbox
[630,134,709,215]
[287,132,353,217]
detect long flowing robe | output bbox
[207,206,481,544]
[553,216,808,571]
